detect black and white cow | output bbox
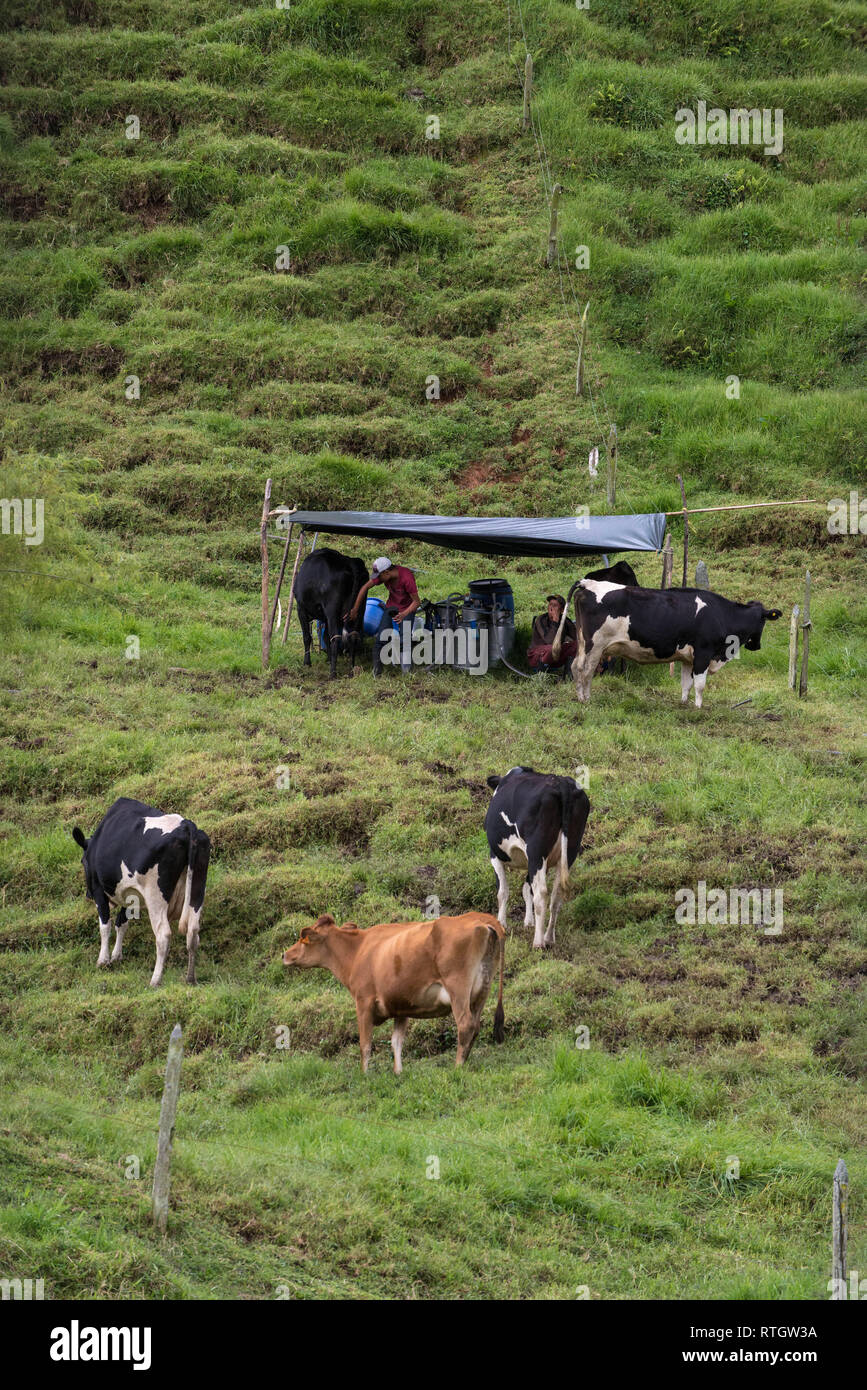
[484,767,590,949]
[582,561,639,673]
[295,547,368,679]
[553,580,782,707]
[72,798,210,987]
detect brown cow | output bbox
[282,911,505,1073]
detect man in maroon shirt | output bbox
[349,556,421,674]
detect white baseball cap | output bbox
[371,556,393,577]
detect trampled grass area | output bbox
[0,0,865,1299]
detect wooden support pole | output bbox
[152,1023,183,1237]
[522,53,533,131]
[268,522,294,643]
[546,183,562,267]
[788,605,800,690]
[831,1158,848,1299]
[676,474,688,586]
[260,478,272,668]
[281,530,306,646]
[606,423,617,510]
[799,569,811,698]
[575,301,589,397]
[661,531,673,589]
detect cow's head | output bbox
[740,603,783,651]
[282,913,359,968]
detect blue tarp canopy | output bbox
[277,509,666,559]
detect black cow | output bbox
[295,547,368,678]
[72,798,210,987]
[553,580,783,707]
[484,767,590,949]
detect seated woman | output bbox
[527,594,577,671]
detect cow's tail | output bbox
[491,926,505,1044]
[558,830,570,894]
[343,569,367,645]
[557,781,575,893]
[72,827,88,851]
[550,579,582,661]
[178,821,196,934]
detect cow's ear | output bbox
[486,776,501,790]
[72,827,88,850]
[312,913,335,928]
[764,608,783,621]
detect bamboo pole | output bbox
[152,1023,183,1237]
[268,522,294,642]
[676,474,688,587]
[281,530,306,646]
[260,478,272,668]
[522,53,533,131]
[546,183,561,267]
[799,570,811,698]
[606,423,617,510]
[788,605,800,690]
[575,301,589,397]
[664,498,817,516]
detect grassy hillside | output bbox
[0,0,865,1299]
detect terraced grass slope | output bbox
[0,0,865,1299]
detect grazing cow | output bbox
[72,798,210,987]
[282,911,505,1073]
[485,767,590,949]
[295,547,368,678]
[552,581,783,706]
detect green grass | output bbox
[0,0,865,1299]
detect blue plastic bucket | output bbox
[363,596,386,636]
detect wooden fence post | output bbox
[661,531,673,589]
[676,474,688,586]
[546,183,561,267]
[831,1158,848,1299]
[260,478,272,668]
[606,423,617,510]
[152,1023,183,1238]
[575,302,589,397]
[799,570,811,698]
[788,605,800,690]
[522,53,533,131]
[695,560,709,589]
